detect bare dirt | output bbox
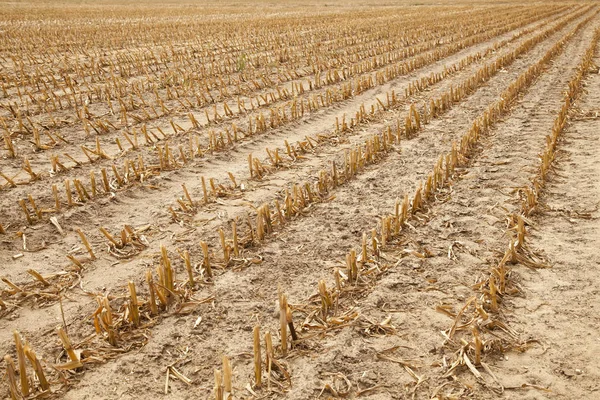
[1,2,599,400]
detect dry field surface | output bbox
[1,1,600,399]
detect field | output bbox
[1,1,600,399]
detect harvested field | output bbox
[1,1,600,399]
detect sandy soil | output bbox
[1,2,599,400]
[493,47,600,400]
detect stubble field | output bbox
[1,1,600,399]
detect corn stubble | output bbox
[2,5,576,234]
[439,23,600,381]
[1,4,589,398]
[3,331,52,398]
